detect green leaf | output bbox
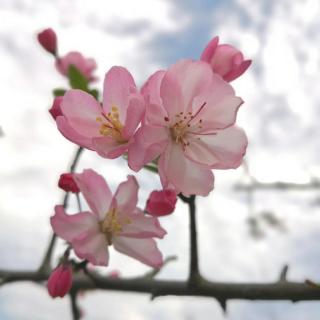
[53,88,67,97]
[143,163,158,174]
[89,89,99,100]
[68,65,89,91]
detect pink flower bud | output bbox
[58,173,80,193]
[55,51,97,82]
[37,28,57,55]
[200,36,252,82]
[49,96,63,119]
[146,189,177,216]
[47,264,73,298]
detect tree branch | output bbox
[70,289,81,320]
[1,269,320,302]
[235,180,320,191]
[178,194,200,286]
[38,147,83,273]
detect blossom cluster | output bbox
[38,28,250,298]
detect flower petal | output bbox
[103,66,136,123]
[61,89,101,137]
[200,36,219,63]
[50,205,99,242]
[122,94,145,139]
[113,236,163,268]
[159,142,214,196]
[72,232,109,266]
[128,125,168,171]
[224,58,252,82]
[198,125,248,169]
[161,60,213,116]
[120,208,166,239]
[192,95,243,131]
[141,70,165,106]
[93,136,129,159]
[113,175,139,215]
[56,116,94,150]
[73,169,112,219]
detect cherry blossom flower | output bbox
[37,28,57,55]
[58,173,80,193]
[129,59,248,196]
[47,264,73,298]
[55,66,144,158]
[51,169,166,267]
[200,36,252,82]
[146,189,177,216]
[55,51,97,82]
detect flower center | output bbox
[100,208,131,245]
[167,102,206,150]
[96,106,127,144]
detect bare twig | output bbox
[70,289,81,320]
[38,147,83,273]
[142,256,177,280]
[178,194,200,286]
[235,180,320,191]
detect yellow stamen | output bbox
[96,106,127,144]
[100,208,131,245]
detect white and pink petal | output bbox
[51,205,100,243]
[120,208,166,239]
[113,236,163,268]
[73,169,112,220]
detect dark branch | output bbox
[38,147,83,273]
[235,180,320,191]
[1,269,320,302]
[70,289,81,320]
[178,194,200,286]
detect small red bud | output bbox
[49,96,63,119]
[47,264,73,298]
[146,189,177,216]
[58,173,80,193]
[37,28,57,55]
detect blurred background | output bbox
[1,0,320,319]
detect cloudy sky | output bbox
[1,0,320,319]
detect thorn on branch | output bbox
[305,279,320,288]
[279,265,289,282]
[217,299,227,314]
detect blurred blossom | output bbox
[55,52,97,82]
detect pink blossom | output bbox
[49,96,63,119]
[37,28,57,55]
[129,59,248,196]
[58,173,80,193]
[55,51,97,82]
[47,264,73,298]
[200,36,251,82]
[146,189,177,216]
[55,66,144,158]
[51,169,166,267]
